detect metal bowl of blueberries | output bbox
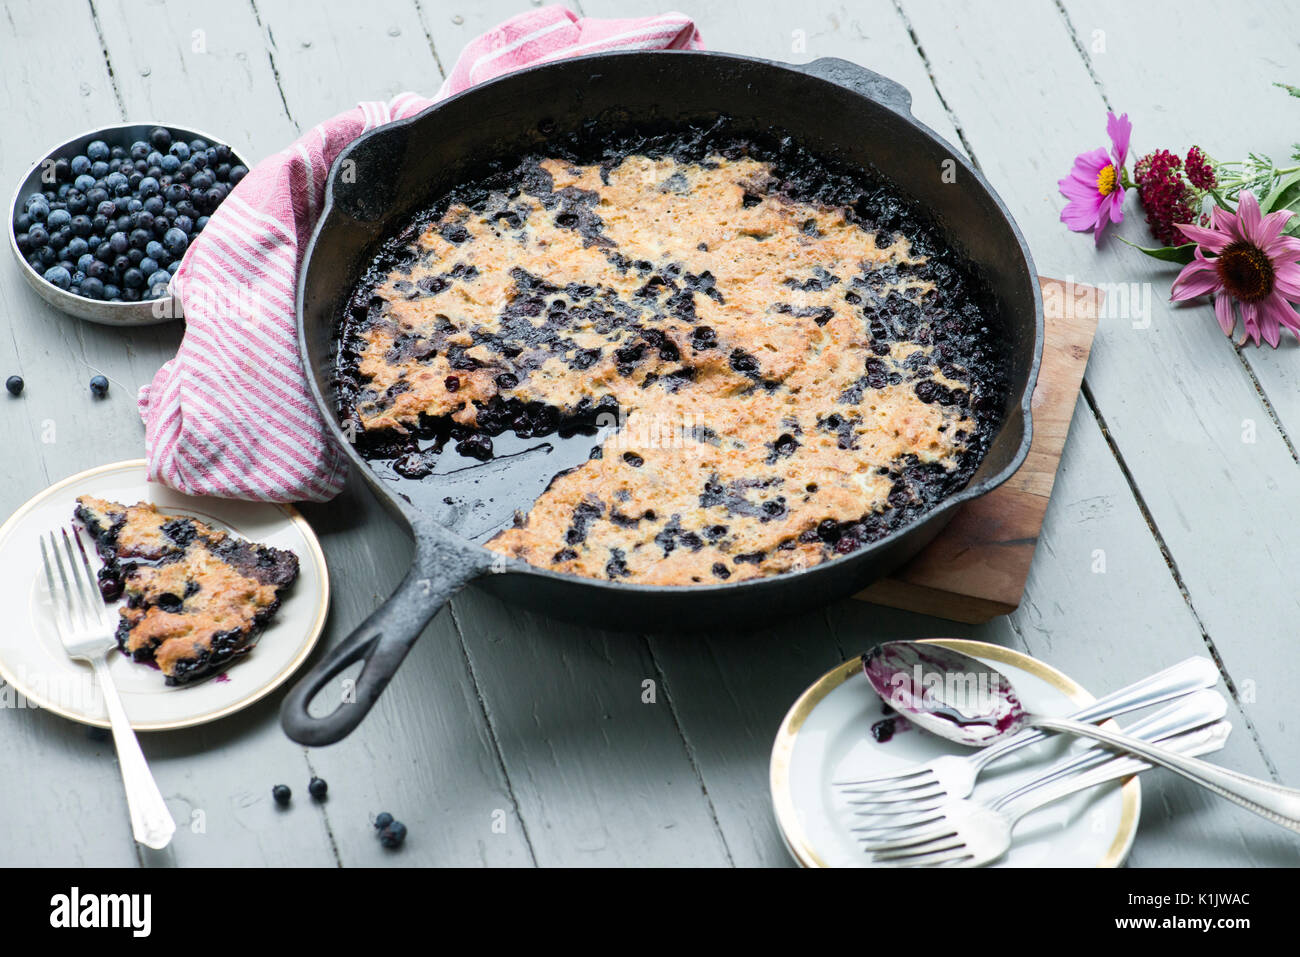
[8,122,250,326]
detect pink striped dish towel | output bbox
[138,6,702,502]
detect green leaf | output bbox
[1261,170,1300,215]
[1275,81,1300,98]
[1116,236,1197,264]
[1207,187,1235,211]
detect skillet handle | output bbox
[796,57,913,116]
[280,524,493,746]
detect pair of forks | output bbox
[835,656,1228,867]
[40,527,175,850]
[847,691,1230,866]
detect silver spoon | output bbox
[864,641,1300,834]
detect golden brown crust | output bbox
[346,153,983,585]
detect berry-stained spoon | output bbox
[863,641,1300,834]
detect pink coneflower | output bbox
[1171,191,1300,347]
[1059,111,1132,244]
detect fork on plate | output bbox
[855,691,1230,867]
[833,655,1219,808]
[41,526,176,850]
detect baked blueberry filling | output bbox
[337,124,1008,586]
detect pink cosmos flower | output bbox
[1171,191,1300,348]
[1059,112,1132,244]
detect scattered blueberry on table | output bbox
[373,812,394,831]
[272,784,292,806]
[5,375,23,396]
[308,776,328,800]
[378,820,407,849]
[12,127,247,304]
[89,374,109,398]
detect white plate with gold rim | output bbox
[770,639,1140,867]
[0,460,329,730]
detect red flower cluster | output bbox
[1134,149,1199,246]
[1184,146,1217,190]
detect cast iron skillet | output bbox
[281,52,1044,746]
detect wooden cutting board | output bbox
[854,277,1102,623]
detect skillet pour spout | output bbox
[282,51,1044,746]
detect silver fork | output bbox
[834,656,1219,809]
[862,712,1232,867]
[850,688,1227,836]
[41,527,176,850]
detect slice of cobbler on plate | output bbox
[73,495,300,685]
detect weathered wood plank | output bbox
[1056,0,1300,783]
[885,0,1298,861]
[0,0,179,868]
[241,0,539,866]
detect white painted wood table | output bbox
[2,0,1297,867]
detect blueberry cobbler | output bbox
[74,496,299,684]
[338,128,1007,586]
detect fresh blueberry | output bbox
[147,281,170,299]
[122,267,144,290]
[168,141,190,161]
[163,227,188,257]
[5,376,23,397]
[160,154,181,174]
[194,215,209,232]
[46,208,71,230]
[137,176,160,198]
[67,238,88,259]
[228,165,249,185]
[49,229,69,250]
[146,268,171,287]
[373,812,394,831]
[108,231,128,255]
[139,257,159,276]
[43,265,72,289]
[308,777,328,800]
[85,140,108,162]
[149,127,172,150]
[272,784,291,806]
[70,154,91,177]
[145,240,165,261]
[89,374,109,397]
[26,200,49,222]
[65,191,88,215]
[102,284,120,300]
[167,260,181,275]
[76,253,95,272]
[80,277,105,300]
[379,820,407,849]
